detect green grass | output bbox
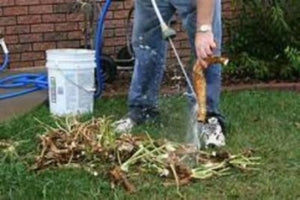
[0,91,300,200]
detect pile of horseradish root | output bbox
[30,117,260,194]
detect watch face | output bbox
[199,25,212,32]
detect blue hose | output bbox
[0,53,9,72]
[0,0,112,101]
[0,50,48,100]
[94,0,112,98]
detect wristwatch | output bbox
[197,24,212,33]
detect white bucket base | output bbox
[46,49,96,116]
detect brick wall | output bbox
[0,0,233,69]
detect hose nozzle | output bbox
[151,0,176,40]
[161,25,176,40]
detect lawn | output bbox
[0,90,299,200]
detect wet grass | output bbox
[0,91,299,200]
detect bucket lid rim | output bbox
[46,48,96,55]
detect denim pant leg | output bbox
[128,0,175,117]
[172,0,223,116]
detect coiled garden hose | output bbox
[0,37,48,100]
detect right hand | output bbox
[195,31,217,68]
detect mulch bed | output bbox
[103,78,300,98]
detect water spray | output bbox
[150,0,229,148]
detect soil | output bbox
[103,71,300,98]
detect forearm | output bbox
[197,0,215,28]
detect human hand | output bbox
[195,31,216,68]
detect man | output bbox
[115,0,225,145]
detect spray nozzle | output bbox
[161,25,176,40]
[151,0,177,40]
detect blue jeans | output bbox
[128,0,222,120]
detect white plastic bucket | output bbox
[46,49,96,116]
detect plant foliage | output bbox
[224,0,300,82]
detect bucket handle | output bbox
[53,61,96,93]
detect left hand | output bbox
[195,31,216,68]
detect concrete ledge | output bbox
[0,69,47,123]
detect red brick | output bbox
[105,19,125,28]
[0,26,4,34]
[223,2,233,10]
[10,61,34,68]
[18,15,41,24]
[41,0,65,4]
[0,16,16,26]
[15,0,40,6]
[180,49,192,57]
[33,42,56,51]
[68,31,83,40]
[124,2,134,9]
[174,25,181,32]
[104,11,113,19]
[29,5,53,14]
[110,2,124,10]
[31,24,54,33]
[44,32,68,41]
[53,4,69,13]
[104,37,126,47]
[21,52,45,61]
[1,0,236,69]
[6,25,30,34]
[57,41,80,48]
[66,13,85,22]
[4,35,18,44]
[0,0,15,7]
[42,14,66,22]
[114,10,129,19]
[176,32,188,41]
[103,29,115,37]
[0,57,5,63]
[180,41,190,48]
[10,53,21,62]
[9,44,32,53]
[34,60,46,67]
[3,6,28,16]
[0,53,16,63]
[55,22,78,31]
[19,34,43,43]
[173,41,181,48]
